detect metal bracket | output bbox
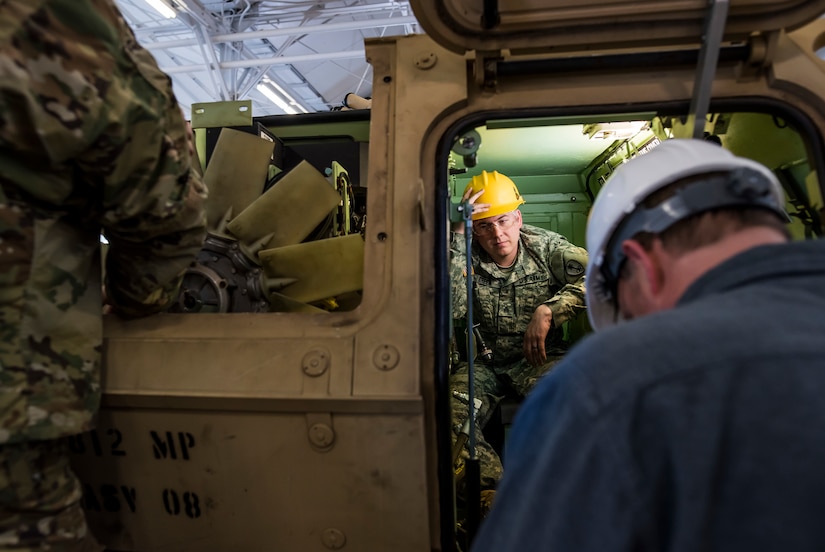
[689,0,730,139]
[191,100,253,128]
[473,52,500,92]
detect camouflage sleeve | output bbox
[87,1,208,317]
[0,0,206,319]
[450,232,469,320]
[546,242,588,328]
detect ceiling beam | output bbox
[160,49,366,74]
[143,15,418,50]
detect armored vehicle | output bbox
[72,0,825,550]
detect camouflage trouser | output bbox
[0,439,102,551]
[450,352,565,490]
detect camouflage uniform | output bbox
[0,1,208,548]
[450,225,587,489]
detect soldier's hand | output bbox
[453,188,492,234]
[464,188,491,213]
[524,304,553,366]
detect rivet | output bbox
[309,423,335,448]
[414,51,438,70]
[302,349,330,377]
[373,344,400,371]
[321,528,346,549]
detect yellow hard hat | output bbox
[463,170,525,220]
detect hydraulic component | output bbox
[170,233,294,313]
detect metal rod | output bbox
[690,0,730,139]
[463,208,476,462]
[462,200,481,545]
[496,44,749,78]
[194,25,230,100]
[161,49,366,74]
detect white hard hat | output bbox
[585,138,787,331]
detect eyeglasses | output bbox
[473,214,517,236]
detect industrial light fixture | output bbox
[266,80,309,114]
[256,83,298,115]
[145,0,176,19]
[583,121,648,140]
[257,78,310,115]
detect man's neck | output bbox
[661,227,789,308]
[491,243,519,268]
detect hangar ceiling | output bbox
[115,0,421,118]
[115,1,825,123]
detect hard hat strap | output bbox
[600,166,786,297]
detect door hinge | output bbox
[473,51,502,92]
[737,31,779,79]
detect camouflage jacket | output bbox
[450,225,587,367]
[0,0,208,444]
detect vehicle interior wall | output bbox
[448,122,602,250]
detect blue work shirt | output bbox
[472,238,825,552]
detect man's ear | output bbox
[621,239,665,295]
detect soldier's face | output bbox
[473,210,523,265]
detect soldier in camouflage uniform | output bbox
[0,1,208,549]
[450,171,587,498]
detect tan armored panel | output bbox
[71,404,429,551]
